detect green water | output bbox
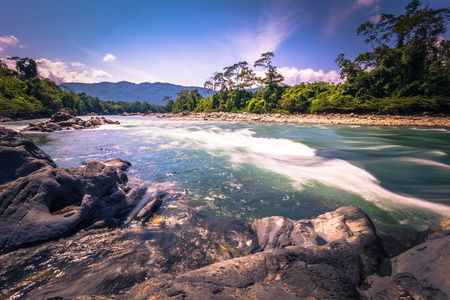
[10,116,450,250]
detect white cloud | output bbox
[92,70,113,78]
[38,58,113,84]
[356,0,379,7]
[0,35,24,52]
[226,0,304,63]
[325,0,380,36]
[103,53,116,62]
[278,66,342,85]
[369,14,381,24]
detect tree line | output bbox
[172,1,450,115]
[0,58,171,118]
[1,1,449,118]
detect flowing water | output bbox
[1,116,450,298]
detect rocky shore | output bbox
[0,127,143,253]
[23,111,120,132]
[0,126,449,299]
[141,111,450,127]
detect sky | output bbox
[0,0,448,86]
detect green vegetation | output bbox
[173,1,449,115]
[1,1,448,118]
[0,58,171,119]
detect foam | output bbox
[149,125,450,217]
[401,157,450,169]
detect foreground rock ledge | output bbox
[23,111,120,132]
[126,207,449,299]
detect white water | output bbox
[144,124,450,217]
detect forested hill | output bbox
[64,81,210,105]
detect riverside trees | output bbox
[0,58,171,118]
[177,0,449,115]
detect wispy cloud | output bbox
[226,0,304,63]
[369,14,382,24]
[38,58,112,84]
[103,53,116,62]
[0,35,24,53]
[279,67,342,85]
[325,0,380,36]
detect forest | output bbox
[1,1,449,118]
[173,1,450,115]
[0,58,170,119]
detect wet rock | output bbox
[253,206,383,277]
[415,218,450,244]
[23,112,120,132]
[0,157,138,253]
[363,221,450,298]
[372,273,448,300]
[0,127,56,185]
[126,206,383,299]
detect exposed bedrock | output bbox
[0,127,141,254]
[126,206,383,299]
[0,127,56,185]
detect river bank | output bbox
[137,112,450,127]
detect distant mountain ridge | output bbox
[63,81,210,105]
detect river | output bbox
[1,115,449,298]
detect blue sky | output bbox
[0,0,448,86]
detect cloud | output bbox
[38,58,113,84]
[325,0,380,36]
[0,35,24,52]
[369,14,381,24]
[103,53,116,62]
[278,66,342,85]
[226,0,304,63]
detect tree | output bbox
[254,52,284,91]
[8,57,39,79]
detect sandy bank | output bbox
[133,112,450,128]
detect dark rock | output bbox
[282,261,361,299]
[0,130,141,254]
[378,258,392,277]
[50,111,73,123]
[23,112,120,132]
[372,272,447,300]
[0,127,56,185]
[415,218,450,244]
[126,207,384,299]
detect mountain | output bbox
[63,81,210,105]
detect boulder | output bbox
[50,111,73,123]
[0,158,137,253]
[252,206,384,277]
[363,219,450,299]
[0,127,56,185]
[126,206,384,299]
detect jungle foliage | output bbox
[174,1,450,115]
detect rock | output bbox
[50,111,73,123]
[0,158,138,253]
[362,221,450,298]
[0,131,141,253]
[0,127,56,185]
[23,112,120,132]
[372,273,448,300]
[253,206,384,277]
[415,218,450,244]
[126,206,384,299]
